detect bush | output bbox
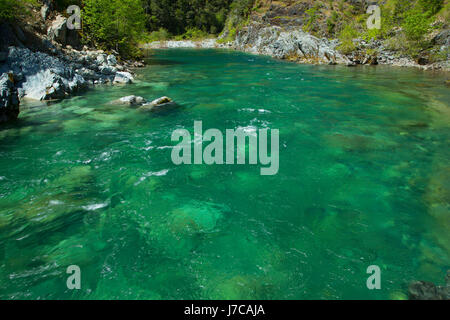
[303,5,320,33]
[174,28,209,40]
[402,7,431,40]
[419,0,444,15]
[337,25,359,54]
[147,28,172,42]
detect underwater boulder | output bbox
[139,96,177,112]
[111,95,147,106]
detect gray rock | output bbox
[409,271,450,300]
[47,15,67,44]
[47,15,80,48]
[41,4,50,21]
[111,95,147,106]
[234,24,347,65]
[96,54,107,65]
[0,45,134,101]
[99,65,117,75]
[0,47,87,100]
[433,30,450,46]
[0,72,20,123]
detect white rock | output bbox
[112,95,146,106]
[113,71,133,84]
[139,96,176,112]
[96,54,107,65]
[107,55,117,66]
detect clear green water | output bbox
[0,49,449,300]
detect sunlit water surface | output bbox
[0,49,449,299]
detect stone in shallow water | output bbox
[113,71,134,84]
[139,96,177,112]
[111,95,146,106]
[170,203,224,233]
[408,271,450,300]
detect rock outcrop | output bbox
[0,46,135,101]
[234,24,349,65]
[0,73,20,123]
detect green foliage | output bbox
[146,27,171,42]
[337,25,359,54]
[402,7,431,40]
[143,0,234,35]
[0,0,37,21]
[418,0,444,15]
[326,11,339,35]
[303,4,320,33]
[82,0,146,58]
[174,27,209,40]
[55,0,82,10]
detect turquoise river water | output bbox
[0,49,449,299]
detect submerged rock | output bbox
[139,96,177,112]
[409,271,449,300]
[111,95,147,106]
[0,72,20,123]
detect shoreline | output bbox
[144,36,450,73]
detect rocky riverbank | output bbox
[146,25,450,71]
[0,45,141,123]
[0,2,145,124]
[0,46,136,101]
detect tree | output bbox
[82,0,146,58]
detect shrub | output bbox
[174,28,209,40]
[303,5,320,33]
[147,28,171,42]
[402,7,431,40]
[418,0,444,15]
[337,25,359,54]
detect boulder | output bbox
[107,55,117,66]
[47,15,80,48]
[41,4,50,21]
[113,71,134,84]
[433,30,450,46]
[99,65,117,75]
[0,72,20,123]
[409,271,450,300]
[47,15,67,44]
[111,95,147,106]
[96,54,107,65]
[139,96,177,112]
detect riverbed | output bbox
[0,49,449,299]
